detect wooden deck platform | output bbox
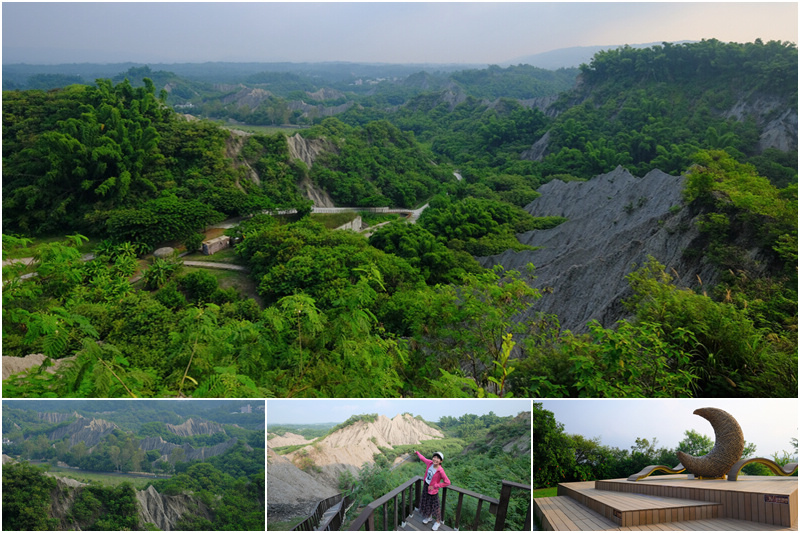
[395,510,454,531]
[535,475,797,531]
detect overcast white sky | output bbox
[266,399,532,425]
[539,399,798,459]
[3,2,797,65]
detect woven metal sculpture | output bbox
[677,407,744,479]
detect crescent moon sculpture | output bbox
[676,407,744,479]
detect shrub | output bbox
[179,271,219,303]
[183,232,206,253]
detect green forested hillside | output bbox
[2,39,796,398]
[2,401,265,531]
[540,39,797,182]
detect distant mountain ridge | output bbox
[506,40,697,69]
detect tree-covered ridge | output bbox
[2,406,265,473]
[2,407,265,531]
[2,400,264,431]
[306,118,453,207]
[2,460,264,531]
[539,39,798,182]
[1,79,290,240]
[579,39,797,97]
[449,64,579,100]
[2,461,140,531]
[344,94,552,183]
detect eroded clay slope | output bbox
[266,447,340,524]
[136,484,212,531]
[267,431,313,447]
[286,414,443,487]
[479,166,721,332]
[166,418,226,437]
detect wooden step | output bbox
[534,476,797,531]
[595,476,797,528]
[559,481,720,527]
[535,495,619,530]
[535,495,791,531]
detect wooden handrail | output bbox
[347,476,527,531]
[318,496,354,531]
[493,480,532,531]
[348,476,423,530]
[442,485,499,530]
[291,493,343,531]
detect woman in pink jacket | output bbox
[415,450,451,531]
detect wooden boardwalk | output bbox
[535,476,797,531]
[315,501,342,530]
[395,511,454,531]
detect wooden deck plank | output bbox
[538,476,797,531]
[536,496,619,531]
[606,517,793,531]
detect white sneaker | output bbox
[432,522,440,531]
[422,517,432,524]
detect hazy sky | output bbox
[266,398,532,425]
[539,399,798,459]
[3,2,797,65]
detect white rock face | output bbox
[48,417,118,448]
[136,484,210,531]
[267,432,313,447]
[2,353,75,381]
[285,414,443,487]
[166,418,225,437]
[138,436,242,462]
[38,412,80,424]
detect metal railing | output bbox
[291,493,343,531]
[348,476,531,531]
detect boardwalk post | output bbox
[454,492,465,529]
[472,499,484,530]
[393,494,398,530]
[401,489,407,527]
[494,480,513,530]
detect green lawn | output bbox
[183,247,243,264]
[45,466,165,489]
[310,211,358,229]
[532,487,558,498]
[180,265,262,304]
[221,123,310,136]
